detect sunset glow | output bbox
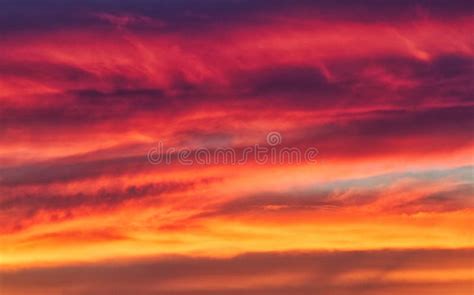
[0,1,473,294]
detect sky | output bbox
[0,0,473,294]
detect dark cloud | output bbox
[393,183,474,213]
[0,181,193,212]
[235,54,470,109]
[351,106,473,138]
[0,145,229,186]
[198,190,373,218]
[0,180,200,233]
[0,154,150,186]
[1,53,472,135]
[243,65,342,99]
[289,105,474,159]
[0,88,179,134]
[2,248,472,295]
[223,55,474,110]
[1,0,472,34]
[0,61,97,84]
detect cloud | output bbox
[0,181,194,211]
[0,154,150,186]
[192,166,473,220]
[2,248,472,295]
[1,0,473,35]
[393,183,474,213]
[0,178,219,233]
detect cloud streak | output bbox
[2,249,473,295]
